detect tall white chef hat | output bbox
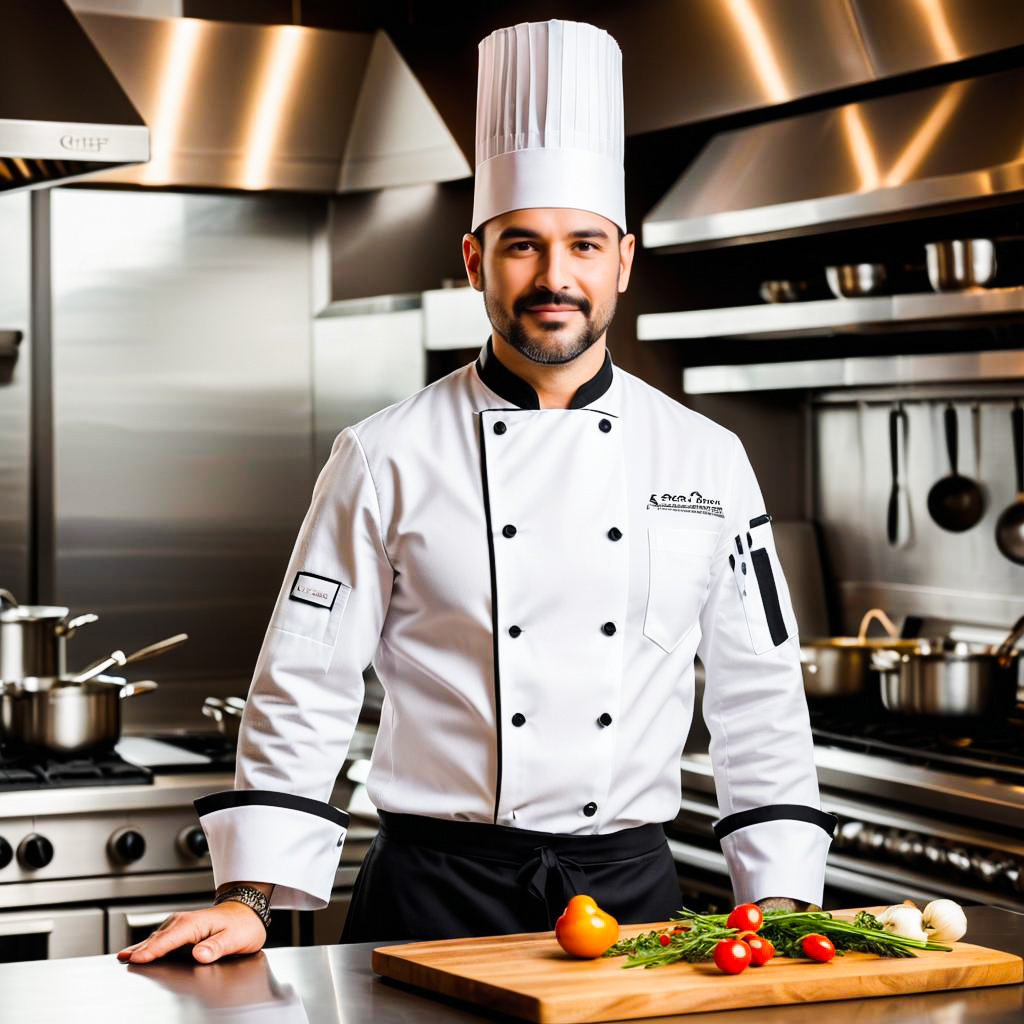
[471,19,625,234]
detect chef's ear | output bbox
[463,231,484,291]
[617,231,636,293]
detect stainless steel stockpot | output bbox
[800,637,920,697]
[0,675,157,755]
[871,616,1024,718]
[0,589,98,681]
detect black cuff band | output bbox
[713,803,837,840]
[195,789,350,828]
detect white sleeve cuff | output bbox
[194,790,349,911]
[713,804,837,907]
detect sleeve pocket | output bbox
[644,527,719,654]
[269,574,353,671]
[731,518,798,655]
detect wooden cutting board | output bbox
[373,911,1023,1024]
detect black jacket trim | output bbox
[713,804,837,840]
[475,336,613,410]
[194,790,349,828]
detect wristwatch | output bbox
[214,884,272,931]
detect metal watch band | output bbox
[214,884,271,930]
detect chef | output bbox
[118,19,835,966]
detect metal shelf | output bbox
[637,287,1024,341]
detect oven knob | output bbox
[109,828,146,865]
[18,834,53,870]
[178,826,209,860]
[0,837,12,870]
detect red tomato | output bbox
[726,903,763,933]
[713,938,752,974]
[659,933,671,946]
[800,933,836,963]
[736,930,759,943]
[744,935,775,966]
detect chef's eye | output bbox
[575,241,597,251]
[508,241,536,251]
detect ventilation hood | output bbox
[0,0,149,192]
[643,65,1024,251]
[72,12,470,194]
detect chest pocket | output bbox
[643,527,719,654]
[269,571,353,673]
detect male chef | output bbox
[118,19,835,966]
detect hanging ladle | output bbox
[995,403,1024,565]
[71,632,189,684]
[926,403,985,532]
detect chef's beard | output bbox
[481,280,617,366]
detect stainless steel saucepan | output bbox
[0,675,157,755]
[0,589,99,681]
[871,615,1024,718]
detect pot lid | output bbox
[0,605,70,623]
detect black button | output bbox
[508,625,522,638]
[598,712,613,727]
[583,802,598,816]
[502,524,517,538]
[607,527,622,541]
[599,419,612,433]
[602,621,617,636]
[511,713,526,727]
[493,421,507,435]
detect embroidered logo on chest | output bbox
[647,490,724,518]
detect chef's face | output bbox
[463,208,635,365]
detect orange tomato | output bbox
[555,894,620,959]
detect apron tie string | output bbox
[516,846,589,928]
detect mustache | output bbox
[513,291,591,317]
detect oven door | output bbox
[106,897,301,953]
[0,906,105,962]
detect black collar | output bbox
[474,337,614,410]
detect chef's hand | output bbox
[116,883,271,965]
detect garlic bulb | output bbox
[922,899,967,943]
[878,906,928,942]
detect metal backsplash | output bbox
[814,393,1023,633]
[49,189,319,729]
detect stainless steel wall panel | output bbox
[50,189,317,726]
[0,192,30,600]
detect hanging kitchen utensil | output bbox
[886,405,911,547]
[70,632,188,684]
[927,404,985,532]
[995,403,1024,565]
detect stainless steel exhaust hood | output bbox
[0,0,149,192]
[72,12,470,194]
[643,65,1024,252]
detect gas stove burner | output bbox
[0,749,153,791]
[809,706,1024,782]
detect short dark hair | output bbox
[471,224,624,251]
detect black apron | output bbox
[340,810,681,943]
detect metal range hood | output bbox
[643,65,1024,252]
[72,12,470,194]
[0,0,149,192]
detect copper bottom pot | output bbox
[0,675,157,755]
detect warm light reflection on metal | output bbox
[0,161,13,182]
[723,0,789,103]
[841,105,880,191]
[884,81,967,186]
[240,25,306,190]
[915,0,961,63]
[11,157,31,179]
[140,17,203,185]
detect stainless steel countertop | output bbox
[1,907,1021,1023]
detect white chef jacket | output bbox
[196,339,835,910]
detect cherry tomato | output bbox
[744,935,775,967]
[736,930,759,943]
[726,903,763,933]
[659,933,671,946]
[713,938,752,974]
[800,933,836,963]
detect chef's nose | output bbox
[533,244,573,296]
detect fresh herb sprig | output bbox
[603,907,952,970]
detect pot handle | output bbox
[995,614,1024,668]
[0,588,18,608]
[55,612,99,637]
[119,680,158,699]
[857,607,900,641]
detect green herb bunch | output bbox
[603,907,953,969]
